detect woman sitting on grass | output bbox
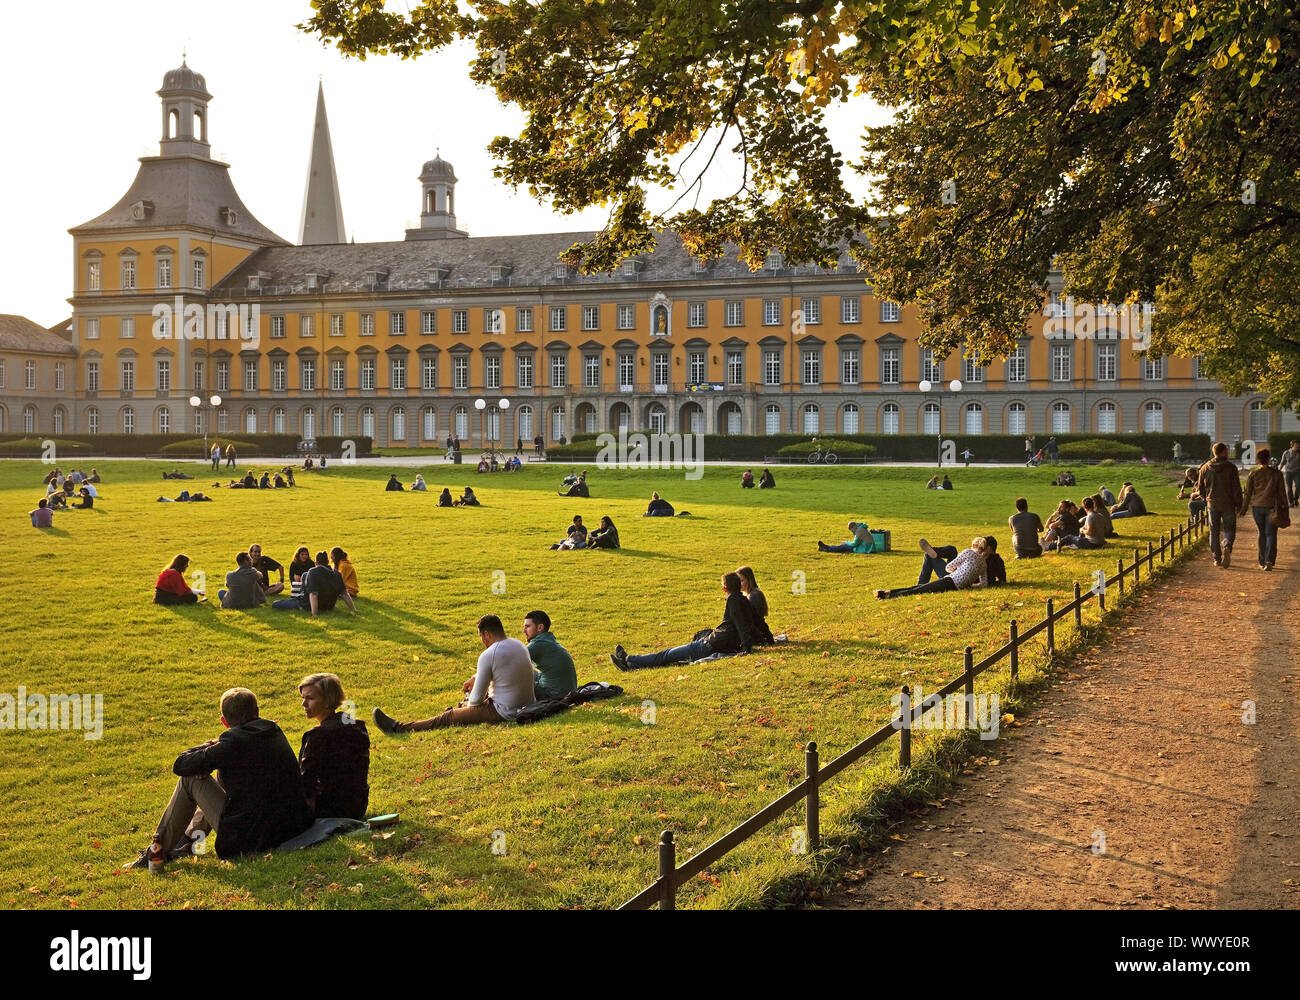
[736,565,775,645]
[438,487,454,507]
[454,486,480,507]
[818,521,873,553]
[586,516,620,549]
[874,537,988,600]
[331,547,359,598]
[411,474,428,492]
[1109,482,1148,519]
[155,554,202,605]
[298,672,369,820]
[610,572,761,670]
[288,546,315,597]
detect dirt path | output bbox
[823,532,1300,910]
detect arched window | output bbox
[421,407,436,441]
[23,405,37,434]
[1195,400,1216,435]
[452,405,468,440]
[217,409,229,433]
[841,402,859,435]
[764,404,782,435]
[1143,400,1164,432]
[391,407,405,442]
[576,403,597,435]
[1006,402,1026,435]
[244,408,258,434]
[303,407,317,440]
[682,403,703,434]
[157,407,171,434]
[922,401,940,435]
[1096,401,1117,433]
[52,408,65,435]
[720,402,742,435]
[647,403,667,433]
[362,406,377,440]
[882,403,900,435]
[272,406,286,434]
[485,406,500,441]
[963,401,984,435]
[549,405,565,441]
[168,108,178,139]
[121,406,135,434]
[802,403,820,434]
[1249,400,1270,440]
[517,405,534,440]
[1050,401,1070,433]
[87,407,100,435]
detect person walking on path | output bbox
[1280,440,1300,508]
[210,442,221,471]
[1240,448,1288,570]
[1198,441,1243,567]
[225,443,237,470]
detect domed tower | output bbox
[405,153,468,241]
[158,59,213,158]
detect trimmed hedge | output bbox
[0,433,372,457]
[160,438,262,457]
[1058,439,1143,461]
[546,432,1212,463]
[776,439,876,459]
[0,437,92,457]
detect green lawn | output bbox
[0,457,1185,909]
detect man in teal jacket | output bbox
[818,521,872,553]
[523,610,578,700]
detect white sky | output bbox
[0,0,886,327]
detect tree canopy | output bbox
[301,1,1300,404]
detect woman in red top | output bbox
[154,554,201,605]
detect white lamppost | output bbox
[189,393,222,455]
[475,396,510,458]
[917,379,962,467]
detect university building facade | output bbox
[3,63,1288,446]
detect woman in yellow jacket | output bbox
[331,547,359,597]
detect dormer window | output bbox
[553,263,569,281]
[364,268,389,290]
[305,272,326,291]
[425,266,448,287]
[490,264,513,284]
[765,251,784,271]
[693,259,709,274]
[219,206,239,226]
[620,259,643,279]
[130,200,153,221]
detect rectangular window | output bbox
[1144,355,1165,381]
[841,349,860,385]
[121,259,136,290]
[271,316,285,339]
[1195,356,1207,380]
[215,360,229,392]
[389,311,405,335]
[156,359,170,392]
[963,353,985,383]
[390,358,406,390]
[583,354,600,387]
[484,308,502,334]
[25,360,37,390]
[550,353,567,387]
[453,309,469,334]
[331,314,345,337]
[272,359,287,391]
[882,347,900,385]
[87,261,101,290]
[652,354,669,387]
[582,305,600,331]
[54,362,65,391]
[517,354,534,388]
[841,296,861,323]
[193,361,204,389]
[726,351,743,386]
[360,359,376,390]
[453,356,469,389]
[617,304,634,330]
[1007,346,1027,382]
[119,360,134,392]
[1051,343,1072,382]
[192,258,205,289]
[360,313,375,336]
[120,317,134,339]
[156,258,172,288]
[0,360,4,388]
[420,311,436,335]
[244,359,259,391]
[802,350,820,385]
[618,353,635,388]
[763,299,782,326]
[725,301,743,326]
[516,307,534,333]
[421,357,437,389]
[301,315,315,337]
[800,298,821,324]
[86,361,100,392]
[688,302,706,328]
[550,306,567,332]
[763,350,782,386]
[486,355,502,389]
[1097,342,1117,381]
[880,301,901,322]
[329,360,344,391]
[301,359,317,391]
[921,349,942,383]
[688,351,706,384]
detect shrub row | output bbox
[160,438,263,458]
[776,439,877,459]
[0,437,92,457]
[0,433,372,457]
[1057,439,1144,461]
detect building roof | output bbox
[69,155,287,244]
[299,83,347,246]
[159,59,211,99]
[48,317,74,342]
[214,230,861,296]
[0,315,78,355]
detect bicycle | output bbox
[807,447,838,465]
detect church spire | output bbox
[298,82,347,245]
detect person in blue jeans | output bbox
[915,538,959,583]
[1240,449,1284,570]
[611,572,760,670]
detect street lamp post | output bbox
[189,393,222,456]
[475,396,511,461]
[917,379,962,467]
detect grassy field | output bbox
[0,456,1186,909]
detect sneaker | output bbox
[372,707,400,735]
[817,541,829,551]
[1221,547,1232,568]
[610,645,629,671]
[123,848,152,870]
[874,589,888,600]
[1213,556,1222,566]
[918,538,938,559]
[1266,563,1275,571]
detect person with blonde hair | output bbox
[874,537,988,599]
[297,673,369,819]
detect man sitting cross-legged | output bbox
[125,687,312,867]
[610,572,761,670]
[373,614,536,732]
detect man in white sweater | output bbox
[372,615,536,732]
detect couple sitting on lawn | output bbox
[874,536,1007,599]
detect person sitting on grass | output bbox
[1008,497,1043,559]
[1047,496,1108,550]
[742,470,755,488]
[477,457,491,474]
[1054,470,1077,487]
[246,543,285,595]
[874,537,989,600]
[218,551,267,610]
[523,610,578,701]
[644,492,674,517]
[82,480,99,500]
[385,473,405,492]
[611,572,761,670]
[454,486,480,507]
[551,515,588,550]
[30,497,54,528]
[925,475,940,489]
[736,565,775,645]
[256,472,270,489]
[586,515,620,549]
[373,615,536,732]
[1040,499,1081,550]
[1109,481,1148,519]
[155,554,203,605]
[941,475,954,490]
[71,486,94,510]
[125,687,312,868]
[47,491,69,510]
[411,474,428,492]
[303,455,315,471]
[438,487,454,507]
[758,468,775,489]
[1087,493,1117,537]
[272,551,355,616]
[272,472,288,488]
[287,546,315,597]
[983,536,1007,584]
[331,547,359,598]
[818,521,873,553]
[297,673,369,820]
[1098,484,1117,506]
[88,469,101,484]
[559,471,590,497]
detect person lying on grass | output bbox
[559,471,589,497]
[125,687,312,868]
[874,537,989,600]
[298,672,369,820]
[610,571,761,670]
[373,614,536,732]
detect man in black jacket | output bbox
[126,688,312,865]
[611,572,760,670]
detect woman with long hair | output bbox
[1241,448,1286,570]
[154,554,201,605]
[297,672,369,819]
[331,547,359,597]
[586,515,620,549]
[288,546,315,598]
[735,565,774,644]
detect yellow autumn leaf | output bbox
[1212,52,1228,69]
[1267,36,1281,53]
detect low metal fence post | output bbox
[1009,620,1019,681]
[805,742,819,853]
[1046,597,1055,655]
[899,685,912,768]
[1074,581,1083,628]
[1134,548,1141,586]
[1148,541,1155,571]
[657,830,676,910]
[1117,558,1125,597]
[963,646,974,729]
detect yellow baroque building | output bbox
[48,62,1287,449]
